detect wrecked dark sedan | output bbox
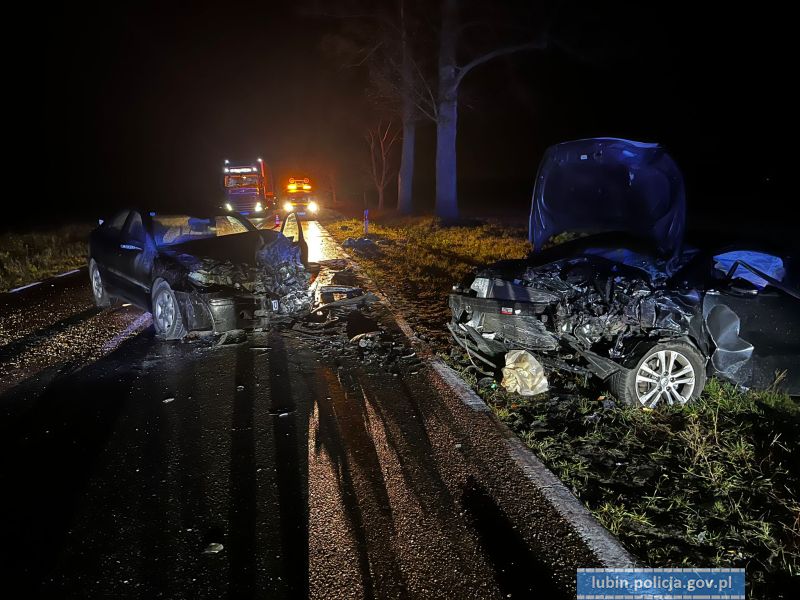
[449,138,800,406]
[88,210,312,339]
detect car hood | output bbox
[529,138,686,258]
[159,231,269,266]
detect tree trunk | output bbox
[435,0,459,221]
[397,118,415,214]
[396,0,415,215]
[435,97,458,221]
[377,186,385,210]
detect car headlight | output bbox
[225,203,233,212]
[255,202,262,212]
[308,201,318,213]
[283,202,293,212]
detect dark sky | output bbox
[9,1,792,231]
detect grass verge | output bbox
[323,215,530,348]
[324,214,799,599]
[0,224,91,292]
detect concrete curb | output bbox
[430,357,635,568]
[318,219,635,570]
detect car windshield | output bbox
[151,215,253,246]
[225,175,259,188]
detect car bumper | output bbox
[448,292,623,379]
[174,290,284,334]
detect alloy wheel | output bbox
[635,349,696,407]
[91,266,104,300]
[154,289,176,332]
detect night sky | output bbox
[10,1,792,236]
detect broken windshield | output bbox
[151,215,253,246]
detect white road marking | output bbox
[54,269,81,278]
[9,281,42,293]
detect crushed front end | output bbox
[164,234,313,335]
[449,256,704,379]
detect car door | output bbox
[710,257,800,392]
[114,211,152,308]
[280,212,308,265]
[91,210,129,295]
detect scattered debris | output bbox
[162,397,175,404]
[318,285,365,305]
[330,269,358,286]
[342,237,380,256]
[203,542,224,554]
[350,331,382,348]
[236,385,245,392]
[216,329,247,346]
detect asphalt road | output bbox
[1,221,570,599]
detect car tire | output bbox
[89,259,115,308]
[608,341,707,408]
[151,280,187,341]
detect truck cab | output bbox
[222,158,276,216]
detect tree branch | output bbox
[455,40,544,88]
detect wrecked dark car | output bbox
[88,210,312,339]
[449,138,800,406]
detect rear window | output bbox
[151,215,251,246]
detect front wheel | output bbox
[151,280,187,340]
[89,259,114,307]
[608,341,706,408]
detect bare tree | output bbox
[396,0,416,214]
[314,0,423,214]
[434,0,546,220]
[365,119,400,210]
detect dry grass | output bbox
[0,224,91,291]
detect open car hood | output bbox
[529,138,686,258]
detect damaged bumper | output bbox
[175,289,292,334]
[447,301,621,379]
[448,255,705,382]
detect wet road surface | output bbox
[1,220,571,599]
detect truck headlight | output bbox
[283,202,293,212]
[308,201,318,213]
[255,202,262,212]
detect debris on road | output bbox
[285,258,423,379]
[203,542,224,554]
[162,397,175,404]
[216,329,247,346]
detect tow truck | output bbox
[222,158,276,216]
[280,177,319,217]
